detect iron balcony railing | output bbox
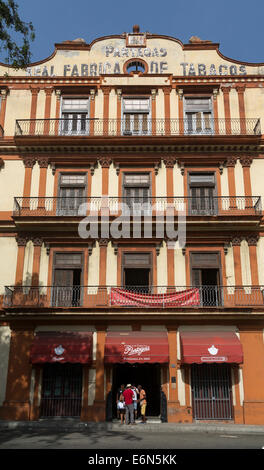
[15,117,261,137]
[13,196,262,217]
[3,285,264,309]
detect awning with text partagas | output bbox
[180,331,243,364]
[30,331,93,364]
[104,331,169,364]
[110,287,200,307]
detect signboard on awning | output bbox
[30,331,93,364]
[104,331,169,363]
[180,331,243,364]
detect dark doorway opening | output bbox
[112,363,161,418]
[124,268,150,292]
[40,364,83,417]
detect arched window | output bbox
[126,60,146,74]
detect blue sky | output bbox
[1,0,264,64]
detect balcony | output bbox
[15,117,261,137]
[3,285,264,309]
[13,196,262,218]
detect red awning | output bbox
[180,331,243,364]
[30,331,93,364]
[104,331,169,364]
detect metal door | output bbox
[40,364,83,417]
[191,364,233,420]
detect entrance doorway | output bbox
[112,363,161,418]
[191,364,233,420]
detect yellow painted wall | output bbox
[0,160,24,211]
[4,89,31,135]
[0,237,17,293]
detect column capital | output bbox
[16,236,28,247]
[162,86,171,95]
[101,86,111,95]
[226,156,237,168]
[98,156,112,168]
[221,85,231,94]
[246,235,259,246]
[38,157,49,168]
[44,87,53,96]
[98,238,108,247]
[235,84,246,94]
[90,89,96,100]
[240,156,253,167]
[151,89,157,101]
[32,237,43,247]
[29,86,40,96]
[231,236,243,246]
[23,157,36,168]
[163,157,176,168]
[116,89,122,100]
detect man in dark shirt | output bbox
[123,384,135,425]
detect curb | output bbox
[1,420,264,435]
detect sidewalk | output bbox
[0,419,264,435]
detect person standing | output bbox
[116,384,125,420]
[138,384,147,423]
[132,384,139,420]
[122,384,136,425]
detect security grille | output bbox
[40,364,83,417]
[191,364,233,420]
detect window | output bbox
[122,252,152,292]
[184,97,213,135]
[52,252,83,307]
[189,172,217,215]
[126,60,146,74]
[122,97,151,135]
[123,172,151,215]
[190,252,222,306]
[57,173,86,216]
[60,98,89,135]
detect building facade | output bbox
[0,26,264,424]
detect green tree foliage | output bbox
[0,0,35,68]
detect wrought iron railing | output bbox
[3,285,264,309]
[13,196,262,217]
[14,117,261,137]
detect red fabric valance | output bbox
[30,331,93,364]
[180,331,243,364]
[104,331,169,364]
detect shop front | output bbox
[180,330,244,421]
[104,331,169,421]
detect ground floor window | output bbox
[40,364,83,417]
[191,364,233,420]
